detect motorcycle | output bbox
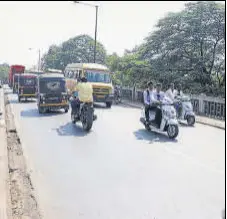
[174,95,195,126]
[71,102,97,132]
[140,97,179,139]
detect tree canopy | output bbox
[41,34,107,71]
[138,1,225,95]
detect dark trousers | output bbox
[155,107,162,127]
[145,104,156,121]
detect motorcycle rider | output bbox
[153,83,165,127]
[71,76,93,117]
[143,81,155,124]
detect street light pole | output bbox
[29,48,41,71]
[94,5,98,63]
[38,49,41,71]
[74,1,99,63]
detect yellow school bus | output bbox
[64,63,114,108]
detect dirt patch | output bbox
[4,94,42,219]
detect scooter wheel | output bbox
[187,116,195,126]
[167,125,179,139]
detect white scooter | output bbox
[174,95,195,126]
[140,97,179,139]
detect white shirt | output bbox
[153,91,165,101]
[143,89,154,105]
[176,90,183,96]
[165,88,177,101]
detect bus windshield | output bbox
[85,70,111,83]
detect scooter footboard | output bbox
[167,119,178,125]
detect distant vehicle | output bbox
[8,65,25,88]
[37,73,69,114]
[12,74,20,93]
[64,63,114,108]
[26,71,44,76]
[17,73,37,102]
[46,68,63,74]
[174,95,196,126]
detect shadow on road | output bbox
[134,129,178,143]
[94,103,109,109]
[8,98,19,104]
[54,122,89,137]
[7,98,36,104]
[179,122,195,128]
[20,108,66,118]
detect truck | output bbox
[8,65,25,88]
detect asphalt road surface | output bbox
[6,89,225,219]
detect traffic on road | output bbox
[0,1,225,218]
[2,81,225,219]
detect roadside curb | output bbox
[0,87,10,219]
[120,100,225,130]
[4,86,44,219]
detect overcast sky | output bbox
[0,1,224,68]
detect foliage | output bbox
[41,35,107,71]
[139,1,225,96]
[0,63,10,80]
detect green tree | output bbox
[42,34,107,71]
[139,1,225,95]
[0,63,10,80]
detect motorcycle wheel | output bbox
[187,115,195,126]
[167,125,179,139]
[81,109,93,132]
[71,113,76,124]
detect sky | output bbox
[0,1,224,69]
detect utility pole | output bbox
[74,1,99,63]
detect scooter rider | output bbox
[153,83,165,127]
[165,83,177,101]
[143,81,155,124]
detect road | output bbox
[6,89,225,219]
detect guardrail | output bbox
[121,87,225,120]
